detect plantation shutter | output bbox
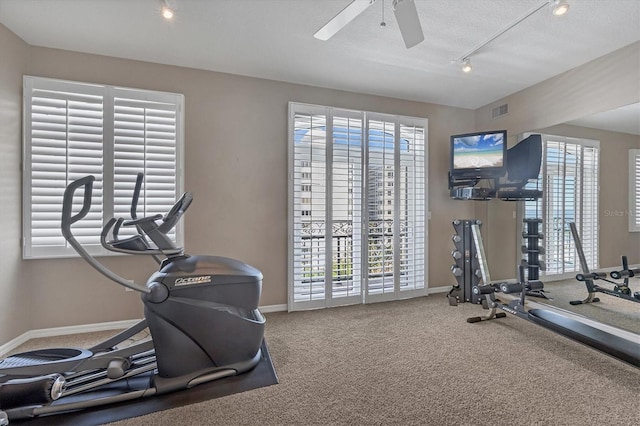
[524,135,599,277]
[579,144,599,268]
[398,123,426,293]
[23,76,184,259]
[113,89,181,243]
[24,78,105,258]
[289,103,427,311]
[365,114,426,303]
[630,149,640,232]
[331,112,364,305]
[290,106,329,309]
[365,116,397,300]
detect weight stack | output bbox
[521,218,545,280]
[450,219,483,304]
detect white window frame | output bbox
[522,133,599,280]
[630,149,640,232]
[288,102,428,311]
[23,76,184,259]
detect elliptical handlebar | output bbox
[158,192,193,234]
[108,172,191,255]
[61,175,150,294]
[101,218,179,257]
[124,172,192,234]
[61,175,95,240]
[130,172,144,220]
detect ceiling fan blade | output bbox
[314,0,377,41]
[393,0,424,48]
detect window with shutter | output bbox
[23,76,184,259]
[523,135,599,277]
[113,90,180,241]
[630,149,640,232]
[288,103,427,311]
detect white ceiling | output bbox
[0,0,638,112]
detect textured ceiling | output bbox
[0,0,639,111]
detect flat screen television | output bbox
[450,130,507,180]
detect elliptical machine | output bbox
[0,174,265,423]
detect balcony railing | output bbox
[298,219,406,285]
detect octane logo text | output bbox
[174,276,212,286]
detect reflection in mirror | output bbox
[511,103,640,334]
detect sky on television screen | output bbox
[454,133,503,152]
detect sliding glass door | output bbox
[289,103,427,310]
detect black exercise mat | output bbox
[14,340,277,425]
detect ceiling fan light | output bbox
[550,0,570,16]
[461,58,472,73]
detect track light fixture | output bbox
[550,0,570,16]
[160,0,174,20]
[461,58,472,73]
[453,0,570,72]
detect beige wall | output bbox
[0,25,476,341]
[0,24,30,343]
[474,42,640,279]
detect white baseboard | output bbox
[260,290,450,313]
[260,303,288,313]
[0,304,290,357]
[0,319,141,357]
[427,285,451,294]
[0,334,31,357]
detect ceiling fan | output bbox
[314,0,424,49]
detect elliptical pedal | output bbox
[0,348,92,374]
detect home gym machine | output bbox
[446,128,640,366]
[461,223,640,368]
[568,222,640,305]
[0,174,266,423]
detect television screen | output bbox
[450,130,507,180]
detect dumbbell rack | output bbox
[447,219,484,304]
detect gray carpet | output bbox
[7,295,639,425]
